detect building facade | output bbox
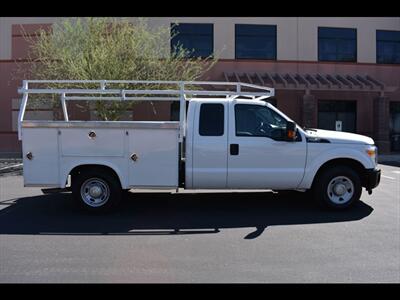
[1,17,400,156]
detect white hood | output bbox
[305,128,374,145]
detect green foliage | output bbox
[22,17,217,120]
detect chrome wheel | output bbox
[327,176,354,205]
[80,178,110,207]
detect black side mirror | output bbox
[270,128,285,140]
[286,121,297,141]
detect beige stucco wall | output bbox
[0,17,62,59]
[1,17,400,62]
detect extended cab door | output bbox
[227,101,307,189]
[190,101,228,189]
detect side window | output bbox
[318,27,357,62]
[377,30,400,64]
[235,104,287,138]
[199,104,224,136]
[235,24,277,60]
[171,23,214,58]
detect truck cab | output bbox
[186,98,306,190]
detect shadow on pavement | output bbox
[0,191,373,239]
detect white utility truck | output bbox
[18,80,381,212]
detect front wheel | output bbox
[313,166,362,210]
[72,169,122,213]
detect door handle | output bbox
[130,153,138,162]
[230,144,239,155]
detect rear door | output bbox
[191,102,228,188]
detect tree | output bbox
[20,17,217,120]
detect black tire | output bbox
[312,165,362,210]
[72,168,122,213]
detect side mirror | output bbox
[270,128,285,140]
[286,121,297,141]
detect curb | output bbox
[0,163,23,175]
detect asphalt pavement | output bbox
[0,163,399,283]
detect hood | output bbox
[304,128,374,145]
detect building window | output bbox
[318,100,357,133]
[199,104,224,136]
[318,27,357,62]
[171,23,213,58]
[377,30,400,64]
[235,24,277,60]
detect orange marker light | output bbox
[366,149,376,157]
[287,130,295,139]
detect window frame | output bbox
[234,24,277,60]
[170,23,214,59]
[318,26,358,63]
[376,29,400,65]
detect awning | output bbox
[223,72,398,96]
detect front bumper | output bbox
[363,168,381,191]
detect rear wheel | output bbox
[72,168,122,213]
[313,166,362,210]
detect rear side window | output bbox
[199,104,224,136]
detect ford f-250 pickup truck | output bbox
[18,80,381,212]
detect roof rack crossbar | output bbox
[17,80,275,142]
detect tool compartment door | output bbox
[60,128,125,157]
[22,127,59,186]
[127,128,179,187]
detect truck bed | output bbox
[21,121,180,189]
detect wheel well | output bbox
[312,158,366,188]
[69,164,121,186]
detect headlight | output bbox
[366,145,378,164]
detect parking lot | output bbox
[0,163,399,283]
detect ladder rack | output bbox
[17,80,275,141]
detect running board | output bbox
[41,187,71,194]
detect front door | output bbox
[227,102,307,189]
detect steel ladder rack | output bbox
[17,80,275,142]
